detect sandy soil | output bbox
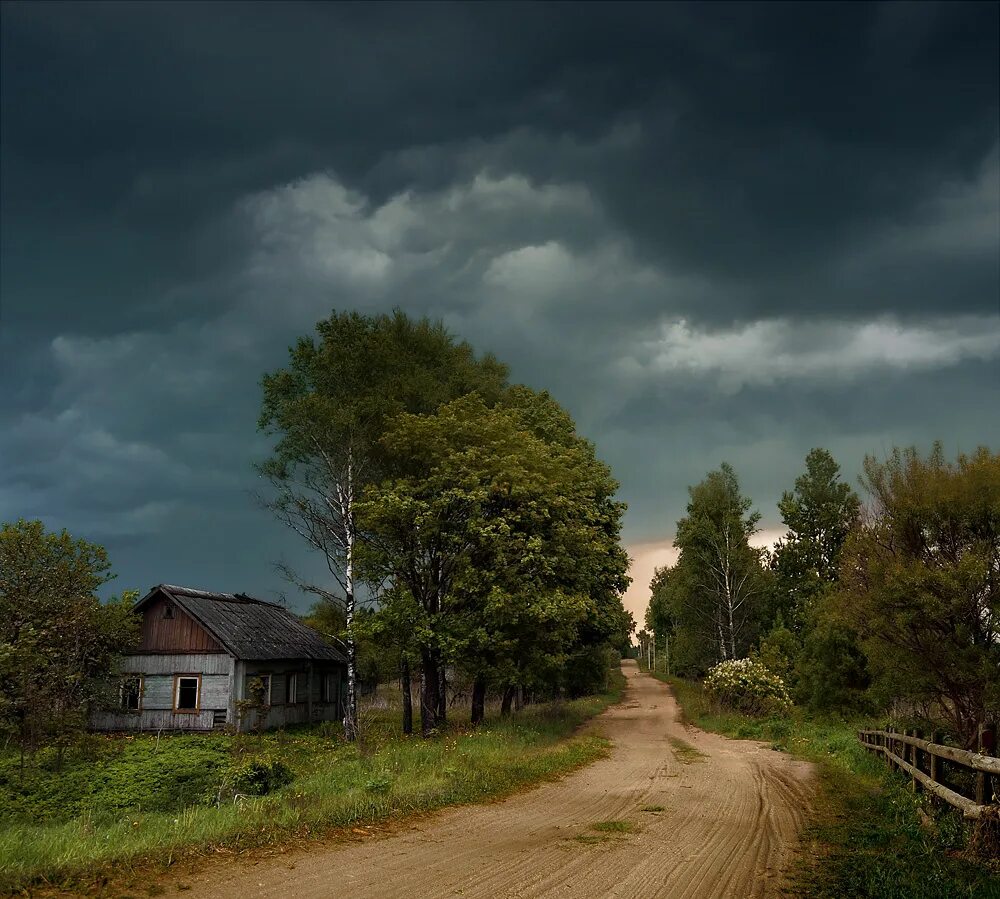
[180,661,814,899]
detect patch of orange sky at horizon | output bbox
[623,528,786,626]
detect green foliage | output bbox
[358,389,632,722]
[662,674,999,898]
[794,609,872,713]
[837,444,1000,747]
[0,673,624,891]
[769,448,861,631]
[258,309,510,737]
[649,464,766,672]
[0,520,139,758]
[703,658,792,716]
[754,618,799,683]
[0,736,232,824]
[224,758,294,796]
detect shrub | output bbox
[704,658,792,716]
[224,758,294,796]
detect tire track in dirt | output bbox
[180,661,813,899]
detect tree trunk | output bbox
[471,676,487,726]
[420,650,440,737]
[400,656,413,736]
[515,686,524,712]
[437,658,447,724]
[500,685,515,717]
[343,460,359,742]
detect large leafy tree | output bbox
[0,520,138,769]
[673,464,766,662]
[837,444,1000,747]
[358,391,630,735]
[258,310,507,739]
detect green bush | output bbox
[224,758,294,796]
[704,658,792,716]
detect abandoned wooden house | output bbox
[90,584,348,732]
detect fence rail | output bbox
[858,728,997,819]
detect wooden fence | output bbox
[858,727,999,819]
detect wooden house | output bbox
[90,584,348,732]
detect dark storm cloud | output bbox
[1,1,998,610]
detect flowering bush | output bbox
[704,658,793,716]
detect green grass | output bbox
[654,671,1000,899]
[667,735,705,764]
[590,819,635,833]
[0,672,624,893]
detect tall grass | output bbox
[0,674,623,893]
[656,672,1000,899]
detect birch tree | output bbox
[674,463,766,662]
[257,310,507,740]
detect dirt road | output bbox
[182,661,813,899]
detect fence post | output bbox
[976,723,995,806]
[907,729,917,792]
[930,730,941,787]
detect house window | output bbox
[174,675,200,711]
[322,672,338,704]
[247,674,271,705]
[286,673,298,704]
[121,676,142,711]
[163,604,174,619]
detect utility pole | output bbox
[665,632,671,677]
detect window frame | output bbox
[248,673,272,706]
[286,672,298,705]
[322,671,337,704]
[173,673,202,713]
[120,675,143,712]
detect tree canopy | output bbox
[358,390,631,733]
[258,309,509,737]
[836,444,1000,747]
[0,520,138,764]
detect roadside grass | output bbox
[0,672,624,893]
[590,819,635,833]
[654,671,1000,899]
[667,735,705,764]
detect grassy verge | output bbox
[0,672,624,894]
[652,671,1000,899]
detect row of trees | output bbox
[259,310,633,738]
[646,445,999,748]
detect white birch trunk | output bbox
[343,451,359,741]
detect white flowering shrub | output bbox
[704,658,793,716]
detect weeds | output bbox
[657,672,1000,899]
[667,736,705,764]
[590,819,635,833]
[0,673,624,892]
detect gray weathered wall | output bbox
[92,654,344,733]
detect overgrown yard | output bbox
[0,674,622,893]
[655,671,1000,899]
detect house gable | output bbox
[138,592,225,654]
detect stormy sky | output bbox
[2,1,998,622]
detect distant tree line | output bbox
[258,310,634,738]
[645,445,1000,749]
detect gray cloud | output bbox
[1,2,997,611]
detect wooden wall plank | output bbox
[138,595,224,653]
